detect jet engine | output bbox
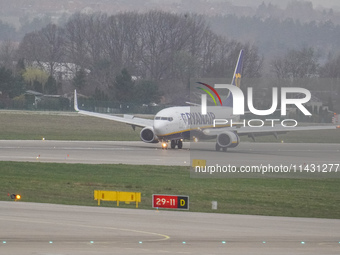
[140,127,159,143]
[216,131,240,148]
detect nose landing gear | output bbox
[162,142,168,149]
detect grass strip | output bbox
[0,110,339,142]
[1,161,340,219]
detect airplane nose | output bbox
[153,121,165,136]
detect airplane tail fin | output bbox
[223,49,244,107]
[74,90,79,112]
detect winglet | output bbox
[74,90,79,112]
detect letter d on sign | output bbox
[177,196,189,210]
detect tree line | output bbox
[0,10,339,113]
[15,11,262,97]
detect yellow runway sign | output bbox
[94,190,141,208]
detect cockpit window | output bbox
[155,116,173,121]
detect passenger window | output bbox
[168,117,173,121]
[155,117,160,120]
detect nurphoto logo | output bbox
[201,84,311,116]
[198,84,312,128]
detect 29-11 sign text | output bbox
[152,194,189,210]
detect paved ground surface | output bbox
[0,202,340,255]
[1,141,340,254]
[0,140,339,168]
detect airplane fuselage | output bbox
[153,106,239,141]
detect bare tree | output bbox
[18,24,65,77]
[17,10,264,101]
[85,12,107,67]
[39,24,65,76]
[18,31,43,64]
[271,47,319,80]
[64,13,90,67]
[0,40,17,70]
[242,44,263,79]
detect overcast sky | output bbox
[312,0,340,7]
[298,0,340,8]
[228,0,340,9]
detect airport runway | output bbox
[0,140,183,165]
[1,141,340,254]
[0,140,339,169]
[1,202,340,255]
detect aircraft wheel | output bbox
[222,147,227,152]
[171,140,176,149]
[215,143,221,151]
[178,140,183,149]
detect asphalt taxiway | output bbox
[1,202,340,255]
[1,140,340,254]
[0,140,339,168]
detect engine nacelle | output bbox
[216,131,240,148]
[140,126,159,143]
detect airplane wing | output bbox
[202,124,338,138]
[74,90,153,128]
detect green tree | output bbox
[16,58,26,74]
[23,67,49,86]
[72,68,87,90]
[0,66,13,94]
[0,67,25,98]
[45,75,58,94]
[134,80,161,105]
[11,75,25,98]
[93,88,108,101]
[113,68,134,103]
[33,80,43,93]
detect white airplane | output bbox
[74,50,338,151]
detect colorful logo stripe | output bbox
[196,87,217,106]
[196,82,223,106]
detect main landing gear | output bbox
[169,139,183,149]
[215,143,227,152]
[161,140,183,150]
